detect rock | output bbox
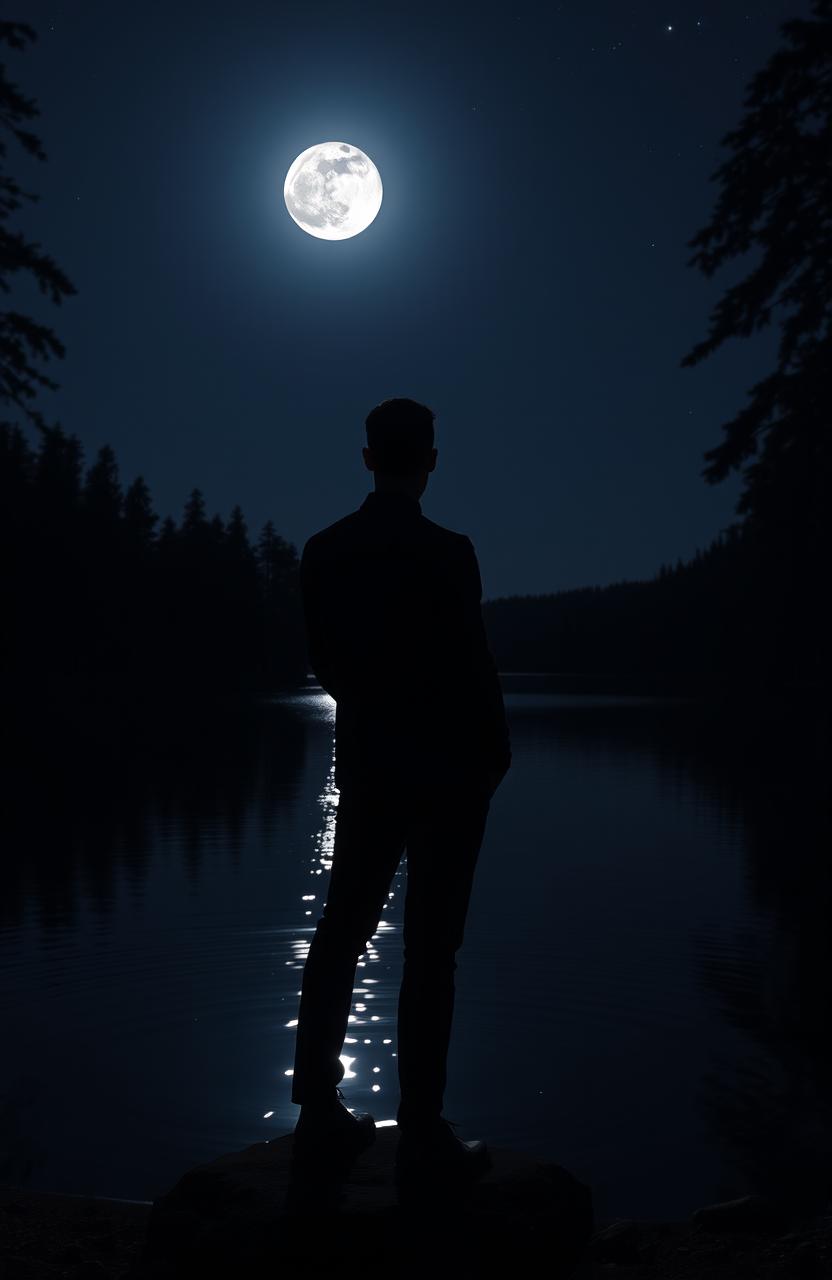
[589,1219,641,1264]
[143,1129,593,1278]
[2,1200,30,1215]
[94,1231,118,1254]
[63,1259,110,1280]
[690,1193,790,1234]
[63,1262,111,1280]
[791,1239,821,1277]
[57,1242,85,1264]
[124,1262,178,1280]
[5,1261,47,1280]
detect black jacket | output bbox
[300,489,511,789]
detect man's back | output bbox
[292,398,508,1160]
[301,489,510,788]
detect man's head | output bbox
[363,398,438,498]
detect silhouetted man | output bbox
[291,398,511,1176]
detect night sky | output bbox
[14,1,811,597]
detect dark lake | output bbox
[1,677,829,1225]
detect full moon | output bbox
[283,142,382,241]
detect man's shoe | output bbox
[395,1117,491,1180]
[293,1088,376,1159]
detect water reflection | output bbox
[1,700,306,933]
[0,681,827,1220]
[281,689,405,1121]
[479,687,831,1219]
[684,698,832,1218]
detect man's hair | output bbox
[365,398,435,475]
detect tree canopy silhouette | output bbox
[682,0,831,562]
[0,423,307,721]
[0,21,76,426]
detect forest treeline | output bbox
[4,416,823,713]
[482,519,824,693]
[1,422,308,713]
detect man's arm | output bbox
[460,536,512,782]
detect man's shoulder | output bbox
[303,510,364,555]
[419,514,471,552]
[304,510,471,557]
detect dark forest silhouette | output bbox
[0,23,304,724]
[482,522,813,693]
[0,422,307,717]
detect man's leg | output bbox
[395,780,491,1128]
[291,778,408,1106]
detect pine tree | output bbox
[227,505,253,562]
[83,445,123,524]
[681,0,831,564]
[256,520,297,598]
[0,419,33,515]
[0,22,76,425]
[123,476,158,551]
[33,423,83,514]
[157,514,178,552]
[182,488,207,536]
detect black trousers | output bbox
[290,771,491,1127]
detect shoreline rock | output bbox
[2,1172,831,1279]
[143,1130,594,1277]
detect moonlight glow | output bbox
[283,142,383,241]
